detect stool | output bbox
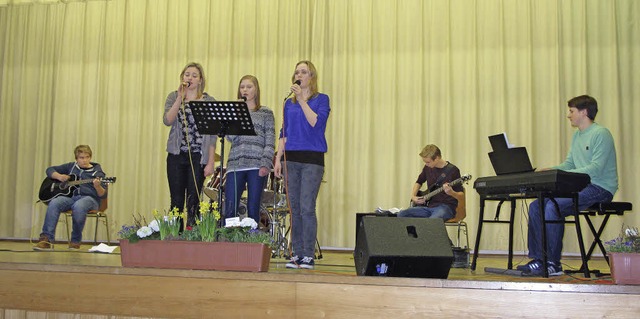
[579,201,633,265]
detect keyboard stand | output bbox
[471,191,590,278]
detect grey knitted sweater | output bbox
[225,107,276,171]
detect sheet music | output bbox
[501,132,515,149]
[88,243,118,253]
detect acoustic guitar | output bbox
[38,175,116,203]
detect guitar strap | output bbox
[431,162,455,190]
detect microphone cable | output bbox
[179,84,206,219]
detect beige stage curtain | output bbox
[0,0,638,255]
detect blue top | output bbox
[280,93,331,152]
[554,123,618,195]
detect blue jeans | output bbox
[42,195,99,243]
[285,161,324,258]
[398,204,455,220]
[166,152,205,228]
[527,183,613,263]
[224,169,266,223]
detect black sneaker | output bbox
[521,259,563,277]
[285,256,300,269]
[299,256,315,269]
[516,259,540,272]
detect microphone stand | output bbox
[216,124,229,210]
[188,100,256,222]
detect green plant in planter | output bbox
[118,201,273,248]
[218,217,273,246]
[605,226,640,253]
[196,201,220,242]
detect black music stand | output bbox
[190,101,256,209]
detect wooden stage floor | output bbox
[1,240,639,318]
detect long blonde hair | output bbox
[237,75,261,110]
[180,62,206,99]
[291,60,318,104]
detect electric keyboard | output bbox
[474,169,590,195]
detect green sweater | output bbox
[554,123,618,195]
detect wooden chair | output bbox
[445,198,469,248]
[408,189,469,249]
[62,198,111,245]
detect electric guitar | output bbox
[38,175,117,203]
[411,174,472,207]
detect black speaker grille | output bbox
[354,215,453,278]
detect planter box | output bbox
[608,252,640,285]
[120,239,271,272]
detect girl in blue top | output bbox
[274,61,331,269]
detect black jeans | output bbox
[167,152,205,230]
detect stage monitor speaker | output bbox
[354,216,453,278]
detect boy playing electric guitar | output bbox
[397,144,467,222]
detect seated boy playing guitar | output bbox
[397,144,469,222]
[34,145,110,251]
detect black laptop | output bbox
[487,133,535,175]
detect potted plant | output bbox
[605,226,640,285]
[117,201,273,272]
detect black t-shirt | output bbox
[415,162,463,210]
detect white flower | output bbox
[137,226,153,238]
[225,217,242,227]
[625,227,638,237]
[148,219,160,232]
[240,217,258,230]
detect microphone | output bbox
[182,82,191,88]
[284,80,302,100]
[241,96,247,101]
